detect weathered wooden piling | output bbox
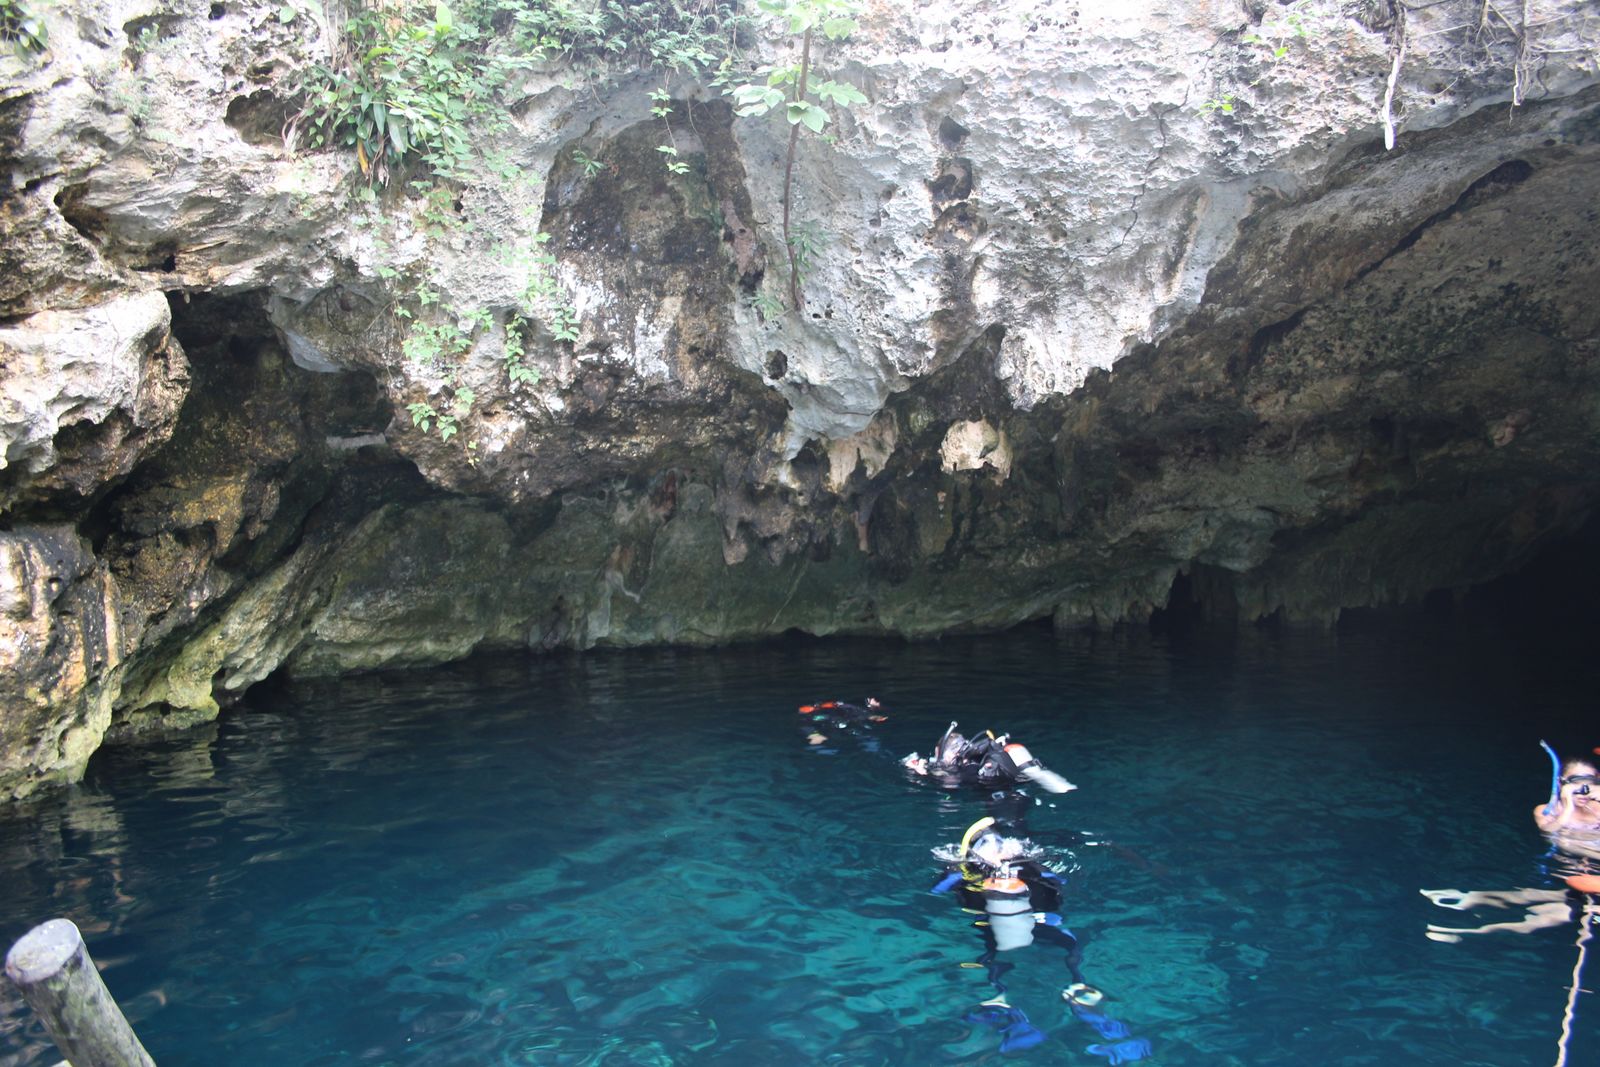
[4,918,156,1067]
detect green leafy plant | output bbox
[411,181,461,234]
[546,303,579,342]
[406,386,474,442]
[1247,1,1314,54]
[501,230,581,343]
[747,290,786,321]
[442,386,474,441]
[407,400,440,430]
[289,0,755,183]
[786,220,825,283]
[634,2,745,177]
[718,0,865,310]
[504,315,542,387]
[391,280,506,444]
[1201,0,1321,119]
[650,86,695,176]
[288,0,525,185]
[129,22,162,55]
[401,315,471,365]
[490,0,750,74]
[291,0,770,439]
[0,0,48,57]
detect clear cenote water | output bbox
[1,619,1597,1066]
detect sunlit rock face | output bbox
[1,0,1598,796]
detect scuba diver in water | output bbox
[902,722,1077,794]
[930,817,1152,1062]
[797,698,888,752]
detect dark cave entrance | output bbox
[1151,508,1600,636]
[1453,508,1600,628]
[1151,563,1243,634]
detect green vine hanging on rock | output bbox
[718,0,865,311]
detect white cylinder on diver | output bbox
[982,874,1036,950]
[1004,743,1077,794]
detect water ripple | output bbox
[1,623,1595,1065]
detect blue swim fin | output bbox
[1086,1037,1153,1064]
[1071,1004,1131,1039]
[964,1003,1022,1030]
[964,1002,1049,1053]
[999,1013,1047,1053]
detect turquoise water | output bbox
[1,620,1597,1066]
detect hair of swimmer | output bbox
[1562,758,1599,781]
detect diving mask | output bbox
[1564,774,1598,796]
[969,830,1025,869]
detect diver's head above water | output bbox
[935,732,970,767]
[970,830,1023,870]
[902,726,970,775]
[1534,755,1600,832]
[959,817,1031,871]
[1562,760,1598,804]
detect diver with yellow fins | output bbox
[931,817,1152,1063]
[902,722,1077,794]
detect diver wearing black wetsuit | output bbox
[904,724,1077,794]
[931,819,1086,994]
[798,698,888,753]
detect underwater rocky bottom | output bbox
[1,617,1596,1066]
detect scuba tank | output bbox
[990,739,1077,794]
[982,867,1036,950]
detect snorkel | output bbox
[1541,740,1563,817]
[959,816,997,860]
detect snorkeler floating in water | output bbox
[1534,743,1600,834]
[931,817,1151,1062]
[1423,742,1600,1067]
[1424,741,1600,941]
[1427,742,1600,1067]
[902,721,1078,794]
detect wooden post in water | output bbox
[5,918,156,1067]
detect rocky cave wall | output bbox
[1,0,1599,798]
